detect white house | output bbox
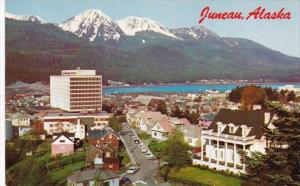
[11,112,31,127]
[51,133,75,156]
[135,111,168,133]
[183,125,201,147]
[193,109,274,174]
[151,119,173,141]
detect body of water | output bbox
[103,83,300,95]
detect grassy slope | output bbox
[168,166,241,186]
[7,141,86,185]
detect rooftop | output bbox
[68,168,119,183]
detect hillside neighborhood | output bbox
[4,67,300,186]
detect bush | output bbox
[138,132,151,140]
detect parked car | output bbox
[126,166,140,174]
[132,135,139,140]
[134,139,140,144]
[141,147,147,153]
[133,180,148,185]
[120,176,132,185]
[145,152,155,160]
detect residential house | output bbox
[136,111,168,133]
[183,125,201,147]
[193,109,274,174]
[51,133,74,156]
[169,117,191,129]
[86,145,120,172]
[67,168,120,186]
[151,119,173,141]
[11,112,31,127]
[87,129,120,150]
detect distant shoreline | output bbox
[103,82,300,89]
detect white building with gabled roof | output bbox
[193,109,275,174]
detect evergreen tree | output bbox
[162,129,192,181]
[287,91,296,102]
[244,104,300,186]
[157,101,168,115]
[171,104,182,117]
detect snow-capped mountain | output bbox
[117,16,178,39]
[59,9,124,42]
[170,26,220,41]
[5,12,46,24]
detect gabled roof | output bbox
[52,132,74,143]
[140,111,167,123]
[87,129,119,140]
[158,119,173,133]
[68,168,119,183]
[207,109,272,139]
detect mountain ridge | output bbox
[5,11,300,85]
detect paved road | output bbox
[120,123,159,184]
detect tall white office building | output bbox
[50,68,102,112]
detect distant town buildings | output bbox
[50,68,102,112]
[43,111,110,138]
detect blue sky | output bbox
[6,0,300,58]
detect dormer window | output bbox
[229,126,234,134]
[217,122,223,134]
[228,123,235,134]
[241,125,249,137]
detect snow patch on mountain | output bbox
[59,9,123,42]
[5,12,46,24]
[117,16,178,39]
[170,26,219,40]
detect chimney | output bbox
[264,112,271,124]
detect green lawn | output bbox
[118,151,131,166]
[7,141,86,185]
[137,132,152,140]
[50,161,85,185]
[167,166,241,186]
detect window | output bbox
[242,128,247,137]
[229,126,234,133]
[49,124,53,127]
[106,140,111,144]
[60,140,65,143]
[215,150,217,158]
[105,152,110,157]
[221,151,224,159]
[154,132,157,136]
[109,133,112,139]
[218,126,222,133]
